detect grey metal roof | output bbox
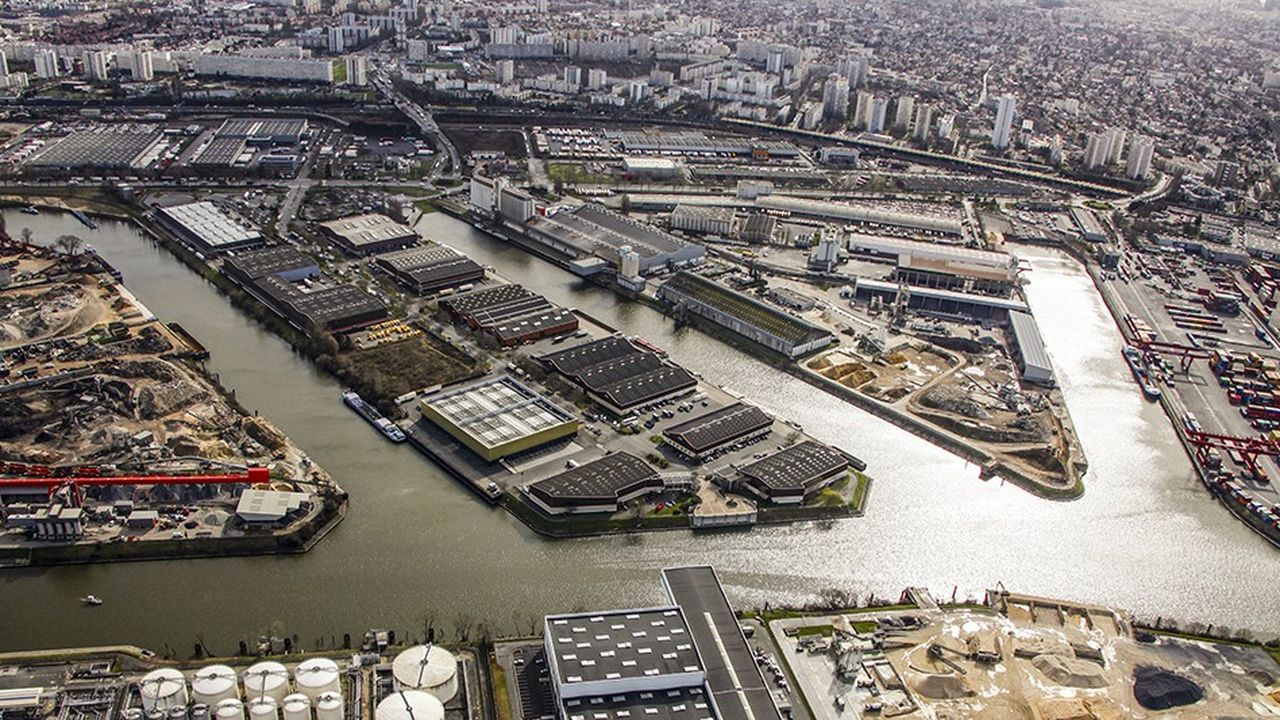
[546,607,702,685]
[663,404,773,455]
[737,441,849,493]
[529,453,660,505]
[1008,310,1052,378]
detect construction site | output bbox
[0,237,346,566]
[766,590,1280,719]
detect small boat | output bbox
[81,595,103,606]
[1122,346,1162,401]
[20,206,39,215]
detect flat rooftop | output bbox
[660,272,832,346]
[737,441,849,492]
[540,336,640,376]
[561,687,714,720]
[663,403,773,455]
[661,567,781,720]
[27,129,163,168]
[422,376,575,452]
[546,607,701,685]
[159,201,263,250]
[321,213,416,248]
[529,452,659,504]
[225,246,316,280]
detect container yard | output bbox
[0,238,345,565]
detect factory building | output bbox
[1007,310,1054,386]
[525,204,705,276]
[848,278,1028,320]
[621,156,679,178]
[538,336,698,416]
[735,441,850,504]
[375,245,485,295]
[525,452,663,515]
[670,205,734,236]
[25,129,165,170]
[657,272,835,359]
[738,213,778,244]
[618,131,799,158]
[320,213,418,256]
[419,375,579,462]
[498,185,537,223]
[470,175,500,217]
[845,234,1018,294]
[624,194,963,237]
[545,566,781,720]
[440,284,578,345]
[156,201,265,256]
[256,276,389,332]
[215,118,309,145]
[235,489,312,523]
[663,403,773,463]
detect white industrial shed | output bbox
[1008,310,1054,386]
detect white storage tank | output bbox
[193,666,241,706]
[169,707,189,720]
[141,668,190,713]
[391,646,458,703]
[293,659,341,701]
[244,662,290,703]
[374,692,443,720]
[215,699,245,720]
[281,694,311,720]
[124,709,145,720]
[247,697,279,720]
[191,703,211,720]
[314,693,343,720]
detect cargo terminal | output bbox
[418,375,579,462]
[845,234,1018,295]
[656,272,835,359]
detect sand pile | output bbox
[1133,666,1203,710]
[1032,654,1109,688]
[906,670,972,699]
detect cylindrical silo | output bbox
[374,692,443,720]
[215,699,245,720]
[147,710,166,720]
[243,662,290,703]
[247,697,279,720]
[293,659,341,701]
[124,708,145,720]
[141,668,190,713]
[191,703,211,720]
[391,646,458,704]
[281,694,311,720]
[314,693,343,720]
[169,706,189,720]
[193,666,241,706]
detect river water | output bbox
[1,209,1277,653]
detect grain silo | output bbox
[281,694,311,720]
[247,697,279,720]
[215,699,245,720]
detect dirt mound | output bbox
[137,379,207,419]
[1133,665,1203,710]
[242,417,287,452]
[1032,654,1109,688]
[905,670,972,699]
[918,384,990,419]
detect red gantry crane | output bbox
[1185,430,1279,484]
[0,466,269,506]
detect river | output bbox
[0,208,1276,653]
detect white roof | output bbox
[236,489,310,522]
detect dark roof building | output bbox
[375,245,485,295]
[736,441,850,504]
[223,246,320,286]
[256,276,388,333]
[525,453,662,515]
[663,404,773,463]
[441,284,578,346]
[538,337,697,416]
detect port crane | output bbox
[1184,430,1279,483]
[1123,315,1212,372]
[0,467,270,506]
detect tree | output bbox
[55,234,83,257]
[20,228,32,245]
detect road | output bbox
[371,70,461,181]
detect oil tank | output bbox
[391,646,458,703]
[169,707,189,720]
[244,662,290,703]
[281,694,311,720]
[124,709,145,720]
[146,711,166,720]
[141,669,190,713]
[293,659,341,701]
[191,703,211,720]
[247,697,279,720]
[215,699,245,720]
[193,666,241,706]
[374,692,443,720]
[314,693,343,720]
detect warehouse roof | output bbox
[320,213,416,249]
[27,129,163,168]
[159,201,263,250]
[443,284,538,315]
[491,307,577,343]
[663,403,773,455]
[576,353,666,392]
[528,453,659,505]
[545,607,701,685]
[846,233,1013,269]
[422,376,575,452]
[1008,310,1052,378]
[659,272,832,346]
[593,366,697,410]
[540,336,640,376]
[225,246,317,280]
[257,276,386,328]
[377,244,462,270]
[561,686,713,720]
[737,441,849,492]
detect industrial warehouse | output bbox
[156,201,266,256]
[1008,310,1054,386]
[320,213,419,256]
[256,276,389,333]
[440,284,578,346]
[25,127,167,169]
[542,566,780,720]
[524,204,706,275]
[663,403,774,463]
[524,452,663,515]
[375,244,486,295]
[657,272,835,358]
[418,375,579,462]
[624,194,964,238]
[845,234,1018,294]
[538,336,697,416]
[734,441,852,504]
[222,246,321,287]
[846,278,1030,320]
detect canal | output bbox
[0,208,1277,652]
